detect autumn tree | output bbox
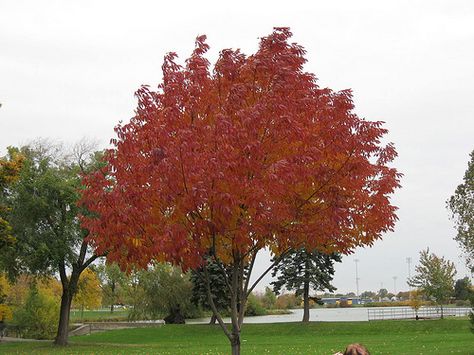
[448,149,474,271]
[73,268,102,320]
[0,273,13,326]
[81,28,401,354]
[0,148,24,251]
[0,140,103,345]
[408,249,456,318]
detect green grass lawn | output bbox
[1,318,472,354]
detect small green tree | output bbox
[271,249,341,322]
[262,287,277,310]
[408,249,456,318]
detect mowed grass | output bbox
[1,318,473,354]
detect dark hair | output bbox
[343,343,370,355]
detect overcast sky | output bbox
[1,0,473,294]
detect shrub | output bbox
[274,293,300,309]
[13,286,58,339]
[0,304,13,321]
[455,299,471,307]
[245,293,267,316]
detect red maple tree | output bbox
[81,28,401,354]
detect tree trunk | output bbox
[303,279,310,322]
[110,281,115,313]
[209,314,217,324]
[231,333,241,355]
[54,290,72,346]
[302,260,310,323]
[440,304,444,319]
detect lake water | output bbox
[187,306,472,324]
[187,307,372,324]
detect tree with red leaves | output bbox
[81,28,401,354]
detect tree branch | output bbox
[246,249,290,297]
[203,263,232,341]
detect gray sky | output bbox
[1,0,473,294]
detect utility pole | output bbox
[354,259,360,298]
[393,276,397,295]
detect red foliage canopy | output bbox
[81,28,401,270]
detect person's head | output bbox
[343,343,370,355]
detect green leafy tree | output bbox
[448,149,474,271]
[127,263,199,323]
[96,262,127,313]
[0,140,103,345]
[408,249,456,318]
[454,277,473,301]
[271,249,341,322]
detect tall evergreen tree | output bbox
[271,249,341,322]
[191,260,231,324]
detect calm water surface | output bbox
[187,307,376,324]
